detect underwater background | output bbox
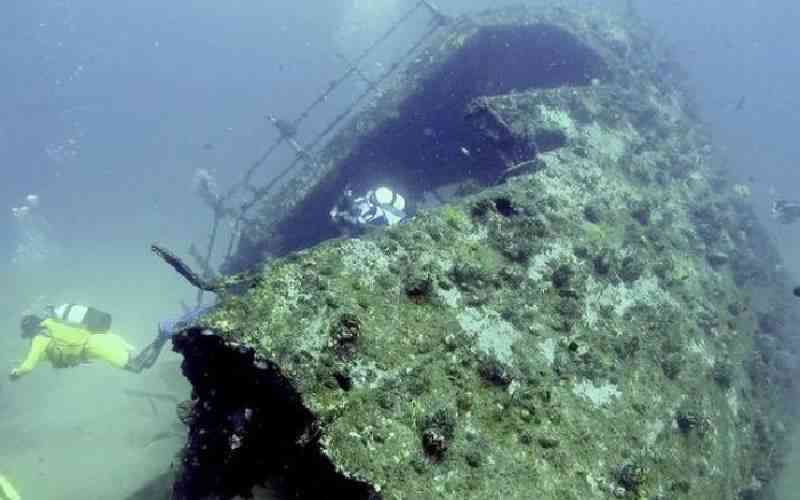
[1,0,799,498]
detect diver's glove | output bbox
[0,473,22,500]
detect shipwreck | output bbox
[145,4,800,500]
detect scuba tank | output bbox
[49,303,112,333]
[369,187,407,225]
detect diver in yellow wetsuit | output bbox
[8,314,173,380]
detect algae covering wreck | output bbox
[164,4,799,500]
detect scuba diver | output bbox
[329,185,408,235]
[772,199,800,224]
[8,304,210,380]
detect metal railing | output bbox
[190,1,450,305]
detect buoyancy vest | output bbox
[41,318,92,368]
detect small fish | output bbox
[734,95,746,111]
[460,146,471,157]
[202,142,214,151]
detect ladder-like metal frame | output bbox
[193,0,450,305]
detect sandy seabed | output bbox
[0,250,194,499]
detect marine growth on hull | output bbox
[167,5,800,500]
